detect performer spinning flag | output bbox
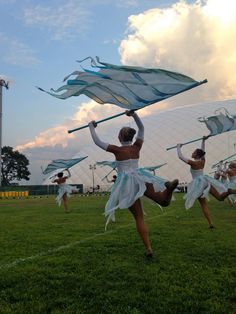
[42,157,87,212]
[42,157,87,175]
[176,137,236,228]
[52,169,78,212]
[167,107,236,151]
[89,110,178,258]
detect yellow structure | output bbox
[0,191,29,198]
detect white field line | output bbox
[0,211,170,270]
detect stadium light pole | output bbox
[0,78,9,187]
[89,164,96,193]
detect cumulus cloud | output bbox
[16,100,121,151]
[119,0,236,103]
[16,95,164,153]
[0,33,40,67]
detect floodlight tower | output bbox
[89,164,96,193]
[0,78,9,186]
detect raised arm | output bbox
[177,144,190,164]
[132,112,144,140]
[201,135,210,152]
[126,111,144,148]
[88,121,109,151]
[65,169,71,178]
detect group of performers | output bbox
[52,111,236,258]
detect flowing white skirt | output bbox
[56,184,78,206]
[105,168,168,228]
[184,175,228,209]
[227,180,236,204]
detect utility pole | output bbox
[0,78,9,187]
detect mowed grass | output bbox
[0,194,235,314]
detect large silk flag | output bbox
[42,156,87,175]
[38,57,207,133]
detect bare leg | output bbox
[129,199,153,256]
[62,194,70,212]
[144,180,178,207]
[210,185,236,201]
[198,197,214,228]
[209,186,229,201]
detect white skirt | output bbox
[105,168,168,228]
[227,180,236,204]
[184,175,228,209]
[56,184,78,206]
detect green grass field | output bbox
[0,194,235,314]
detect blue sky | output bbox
[1,0,236,185]
[1,0,186,147]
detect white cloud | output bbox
[4,39,41,66]
[119,0,236,103]
[16,96,161,153]
[0,32,40,67]
[23,1,91,40]
[16,100,120,151]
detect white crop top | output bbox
[116,159,139,173]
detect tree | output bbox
[1,146,30,186]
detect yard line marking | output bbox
[0,211,170,270]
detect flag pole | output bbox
[166,124,236,151]
[68,111,126,133]
[211,152,236,168]
[166,137,204,151]
[101,168,117,181]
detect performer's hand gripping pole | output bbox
[166,135,212,151]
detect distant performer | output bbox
[214,160,227,183]
[89,110,178,258]
[177,137,236,228]
[52,169,78,212]
[225,162,236,205]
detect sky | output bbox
[1,0,236,186]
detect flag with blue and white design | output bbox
[42,157,88,175]
[38,56,207,110]
[198,108,236,136]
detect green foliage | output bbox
[0,195,235,313]
[1,146,30,186]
